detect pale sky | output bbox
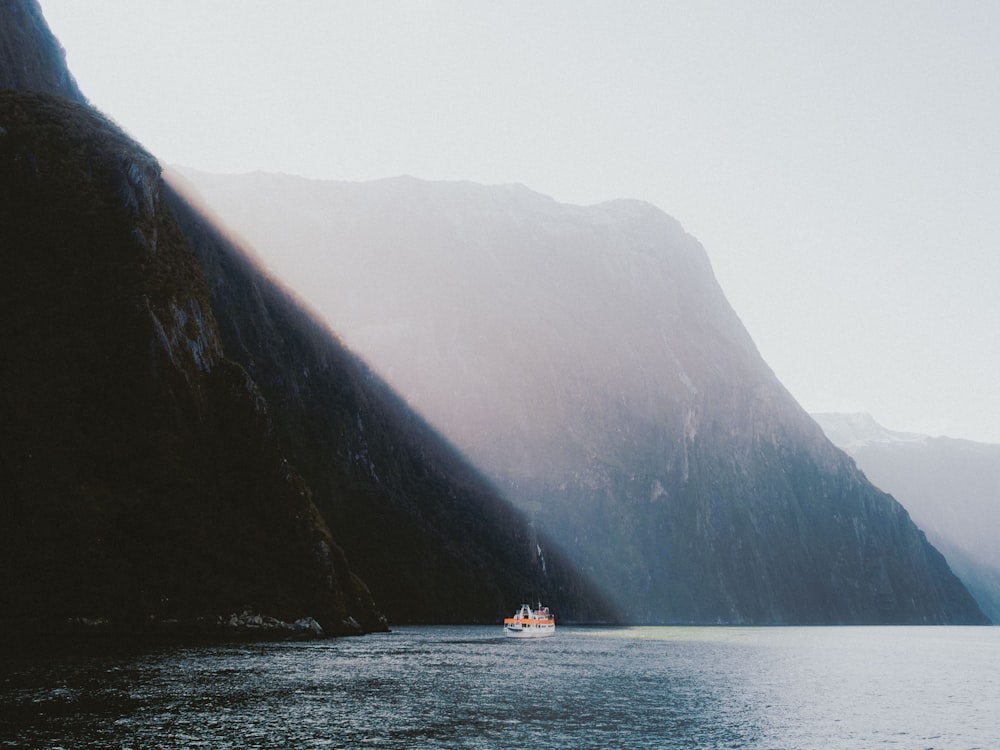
[40,1,1000,443]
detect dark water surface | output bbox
[2,626,997,748]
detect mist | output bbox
[40,0,1000,444]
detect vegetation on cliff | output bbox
[0,90,384,635]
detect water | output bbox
[2,626,998,749]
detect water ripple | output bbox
[1,626,997,749]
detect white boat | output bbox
[503,603,555,638]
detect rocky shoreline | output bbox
[1,610,378,641]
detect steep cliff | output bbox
[0,90,384,634]
[165,183,611,623]
[179,170,988,625]
[0,0,84,102]
[0,0,609,628]
[814,413,1000,623]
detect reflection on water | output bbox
[1,626,998,749]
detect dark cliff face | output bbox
[179,171,989,625]
[0,0,611,629]
[165,183,613,624]
[0,91,384,634]
[6,0,982,627]
[0,0,84,102]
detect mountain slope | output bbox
[1,0,609,630]
[178,169,988,625]
[165,181,611,623]
[814,413,1000,622]
[0,0,84,102]
[0,90,383,634]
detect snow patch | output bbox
[812,412,927,454]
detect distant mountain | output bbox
[808,412,927,452]
[178,168,988,625]
[164,184,610,625]
[814,413,1000,622]
[0,0,608,633]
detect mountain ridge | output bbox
[0,0,610,633]
[0,89,385,635]
[165,178,612,623]
[812,412,929,450]
[6,0,986,627]
[179,167,988,625]
[0,0,84,102]
[814,412,1000,622]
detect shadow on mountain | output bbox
[0,86,611,633]
[1,0,985,629]
[0,91,383,634]
[176,170,990,625]
[165,178,615,624]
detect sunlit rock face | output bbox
[178,169,988,624]
[814,413,1000,623]
[164,187,612,625]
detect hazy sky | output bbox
[40,1,1000,443]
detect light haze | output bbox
[39,1,1000,443]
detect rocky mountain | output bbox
[814,413,1000,622]
[178,169,988,625]
[0,0,608,633]
[0,0,84,102]
[0,90,384,636]
[163,185,609,625]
